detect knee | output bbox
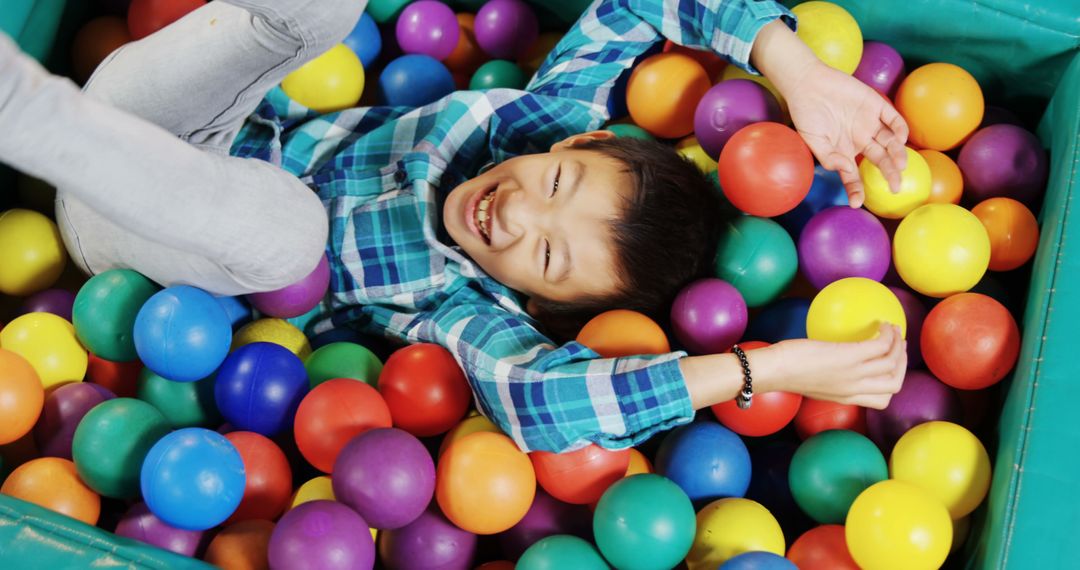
[267,0,366,55]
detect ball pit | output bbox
[972,196,1040,271]
[860,146,931,219]
[379,53,456,107]
[473,0,538,60]
[343,12,382,68]
[887,285,927,368]
[204,519,274,570]
[919,149,964,205]
[136,367,219,429]
[627,52,711,138]
[71,16,131,84]
[126,0,205,40]
[893,203,991,297]
[721,551,797,570]
[304,340,383,387]
[794,398,867,439]
[232,317,312,359]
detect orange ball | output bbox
[794,398,867,440]
[476,562,516,570]
[530,444,629,504]
[663,40,727,79]
[0,348,44,445]
[626,448,653,476]
[921,293,1020,390]
[718,122,814,217]
[436,432,536,534]
[626,52,711,138]
[379,343,472,437]
[224,431,293,524]
[787,524,859,570]
[71,17,132,84]
[972,197,1039,271]
[1,457,100,525]
[895,63,984,151]
[919,150,963,205]
[712,341,802,437]
[294,378,392,472]
[127,0,206,40]
[438,414,502,458]
[520,32,563,76]
[576,309,670,358]
[444,13,488,75]
[204,519,275,570]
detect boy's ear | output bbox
[550,130,617,152]
[525,297,541,318]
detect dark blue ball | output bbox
[343,12,382,68]
[745,297,811,343]
[719,551,798,569]
[134,286,232,382]
[777,165,848,239]
[214,342,309,436]
[655,421,751,507]
[378,54,455,107]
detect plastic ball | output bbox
[972,197,1039,271]
[0,457,100,525]
[686,498,785,569]
[519,31,562,75]
[368,0,412,24]
[436,431,536,535]
[378,343,471,437]
[845,480,952,570]
[806,278,906,342]
[957,124,1048,205]
[438,414,503,458]
[670,278,748,354]
[343,11,382,68]
[246,255,329,319]
[919,150,964,205]
[607,123,654,140]
[745,297,811,344]
[378,505,478,569]
[853,41,906,98]
[304,341,383,387]
[594,474,696,570]
[214,342,309,436]
[713,387,803,438]
[860,147,931,219]
[34,382,114,458]
[922,292,1020,390]
[575,309,670,358]
[71,16,132,83]
[86,353,143,398]
[786,525,859,570]
[718,122,814,217]
[500,489,592,560]
[530,444,629,505]
[333,428,435,530]
[517,534,608,569]
[71,269,158,362]
[474,0,538,60]
[895,62,984,151]
[137,367,219,428]
[865,370,961,452]
[396,1,460,61]
[289,476,335,512]
[134,286,232,382]
[269,501,375,570]
[792,1,863,73]
[721,551,797,570]
[204,519,274,570]
[777,165,849,238]
[694,79,782,157]
[220,431,292,524]
[890,421,990,519]
[626,52,711,138]
[114,501,205,557]
[470,59,528,90]
[655,421,751,505]
[20,288,76,321]
[798,206,891,289]
[140,428,246,531]
[214,295,251,330]
[127,0,205,40]
[0,312,87,390]
[714,216,798,307]
[720,65,787,117]
[281,44,364,113]
[893,204,991,297]
[663,40,726,78]
[378,54,456,107]
[0,349,44,445]
[70,397,170,498]
[887,286,927,368]
[675,136,718,172]
[294,378,392,472]
[789,430,888,524]
[794,398,867,440]
[445,13,488,75]
[232,318,312,360]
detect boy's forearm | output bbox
[749,19,822,99]
[678,350,780,410]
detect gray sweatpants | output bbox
[0,0,365,295]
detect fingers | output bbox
[823,152,864,208]
[852,322,897,360]
[874,125,908,172]
[881,102,910,148]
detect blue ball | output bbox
[777,165,849,239]
[214,342,309,436]
[214,295,252,330]
[134,286,232,382]
[140,428,245,531]
[655,421,751,507]
[344,12,382,68]
[378,54,455,107]
[720,551,798,570]
[744,297,811,343]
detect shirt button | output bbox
[394,170,407,184]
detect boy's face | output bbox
[443,132,632,304]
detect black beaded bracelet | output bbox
[732,344,753,410]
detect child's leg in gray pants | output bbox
[0,0,365,295]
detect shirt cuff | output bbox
[715,1,798,76]
[594,354,696,450]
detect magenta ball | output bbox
[378,506,478,570]
[33,382,116,459]
[247,254,330,318]
[474,0,538,59]
[694,79,782,158]
[396,0,460,61]
[115,502,206,558]
[499,489,592,560]
[19,288,77,321]
[798,206,891,290]
[957,124,1049,205]
[269,500,375,570]
[853,41,906,98]
[671,278,748,354]
[865,370,962,452]
[331,428,435,530]
[887,286,927,369]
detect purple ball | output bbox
[378,506,478,570]
[798,206,891,290]
[499,489,592,560]
[33,382,115,459]
[474,0,538,59]
[694,79,782,158]
[19,288,76,321]
[115,502,206,558]
[396,0,460,61]
[957,124,1049,205]
[247,255,330,319]
[865,370,962,452]
[332,428,435,530]
[887,286,927,369]
[853,41,906,98]
[671,278,748,354]
[269,501,375,570]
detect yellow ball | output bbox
[288,475,335,510]
[281,44,365,113]
[846,480,952,570]
[893,204,991,298]
[686,498,785,570]
[889,421,991,519]
[721,66,787,117]
[791,1,864,74]
[676,136,718,172]
[625,448,653,477]
[806,278,906,342]
[0,209,68,296]
[232,318,312,360]
[437,414,502,458]
[860,147,931,219]
[0,312,87,390]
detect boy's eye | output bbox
[550,165,560,198]
[544,239,551,271]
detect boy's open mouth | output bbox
[472,185,497,245]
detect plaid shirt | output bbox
[231,0,794,452]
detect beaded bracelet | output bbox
[732,344,753,410]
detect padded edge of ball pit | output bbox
[0,495,215,569]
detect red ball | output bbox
[294,378,392,473]
[529,444,629,505]
[224,431,292,524]
[85,354,142,398]
[378,344,472,437]
[794,398,867,440]
[127,0,206,40]
[712,341,802,437]
[921,293,1020,390]
[787,524,859,570]
[718,122,814,217]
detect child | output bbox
[0,0,908,452]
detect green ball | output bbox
[518,535,610,570]
[71,398,171,498]
[594,474,696,570]
[368,0,413,24]
[469,60,528,90]
[72,269,159,362]
[713,215,797,308]
[137,367,221,429]
[606,123,654,140]
[788,429,888,524]
[304,342,383,388]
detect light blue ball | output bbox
[134,286,232,382]
[720,551,798,569]
[655,421,751,507]
[343,12,382,68]
[378,54,456,107]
